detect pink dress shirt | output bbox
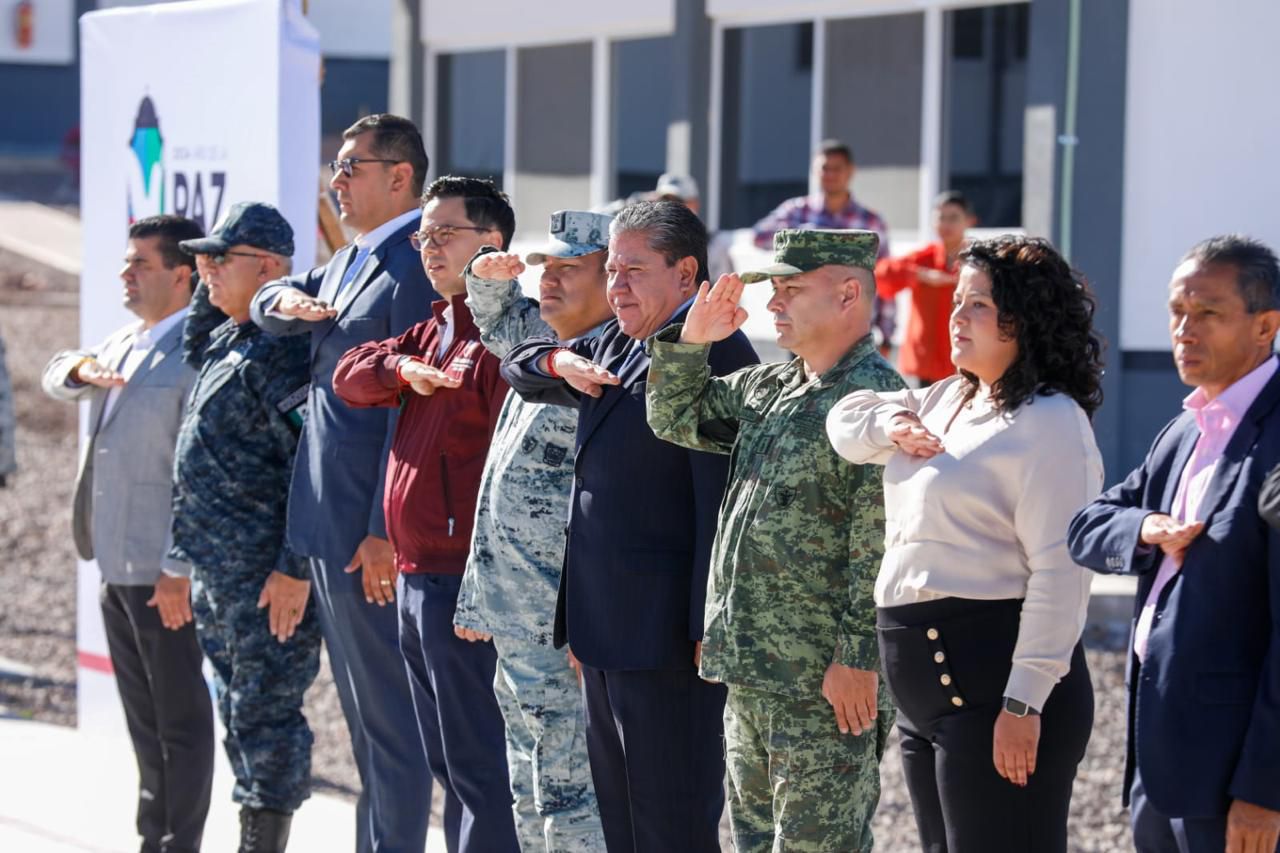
[1134,355,1279,660]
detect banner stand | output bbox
[77,0,319,735]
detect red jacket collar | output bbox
[430,292,478,337]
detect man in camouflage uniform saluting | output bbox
[646,229,904,852]
[168,203,320,853]
[451,210,614,851]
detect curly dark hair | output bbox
[956,236,1105,418]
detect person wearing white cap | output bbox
[654,172,734,282]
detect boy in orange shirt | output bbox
[876,191,976,386]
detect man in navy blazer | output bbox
[502,201,757,853]
[250,115,445,853]
[1068,235,1280,853]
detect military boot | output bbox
[237,807,293,853]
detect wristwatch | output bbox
[1002,697,1040,717]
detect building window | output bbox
[435,50,505,186]
[823,13,925,232]
[941,3,1029,227]
[612,36,672,202]
[513,42,593,238]
[719,22,813,229]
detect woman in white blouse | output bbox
[826,235,1104,852]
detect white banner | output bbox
[77,0,320,734]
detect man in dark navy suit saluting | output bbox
[502,201,758,853]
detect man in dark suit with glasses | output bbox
[251,114,449,853]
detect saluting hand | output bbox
[73,358,126,389]
[274,288,338,322]
[472,251,525,282]
[399,360,462,397]
[550,351,620,399]
[258,571,310,642]
[821,662,878,736]
[888,412,945,458]
[1139,513,1204,567]
[680,276,749,345]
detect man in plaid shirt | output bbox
[753,139,894,348]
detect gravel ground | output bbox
[0,265,1133,851]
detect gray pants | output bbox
[492,635,604,852]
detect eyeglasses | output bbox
[327,157,403,177]
[409,225,493,251]
[207,250,270,266]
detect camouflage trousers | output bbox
[191,566,321,813]
[724,682,894,853]
[491,635,605,852]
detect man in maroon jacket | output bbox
[332,176,518,853]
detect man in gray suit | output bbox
[43,214,215,853]
[251,114,444,853]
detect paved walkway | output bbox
[0,716,447,852]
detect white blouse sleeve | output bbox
[825,378,955,466]
[1005,397,1104,710]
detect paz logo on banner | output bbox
[125,94,229,231]
[126,95,164,222]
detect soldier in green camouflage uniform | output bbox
[646,229,905,852]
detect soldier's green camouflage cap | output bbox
[525,210,612,265]
[739,228,879,283]
[179,201,295,257]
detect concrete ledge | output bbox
[0,717,448,852]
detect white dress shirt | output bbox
[102,306,189,421]
[334,208,421,310]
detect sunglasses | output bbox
[327,157,404,177]
[409,225,493,251]
[205,250,270,266]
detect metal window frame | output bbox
[706,0,1027,233]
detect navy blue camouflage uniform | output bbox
[168,281,320,814]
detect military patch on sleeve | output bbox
[542,443,568,466]
[771,485,797,508]
[276,383,310,429]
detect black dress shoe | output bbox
[237,807,293,853]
